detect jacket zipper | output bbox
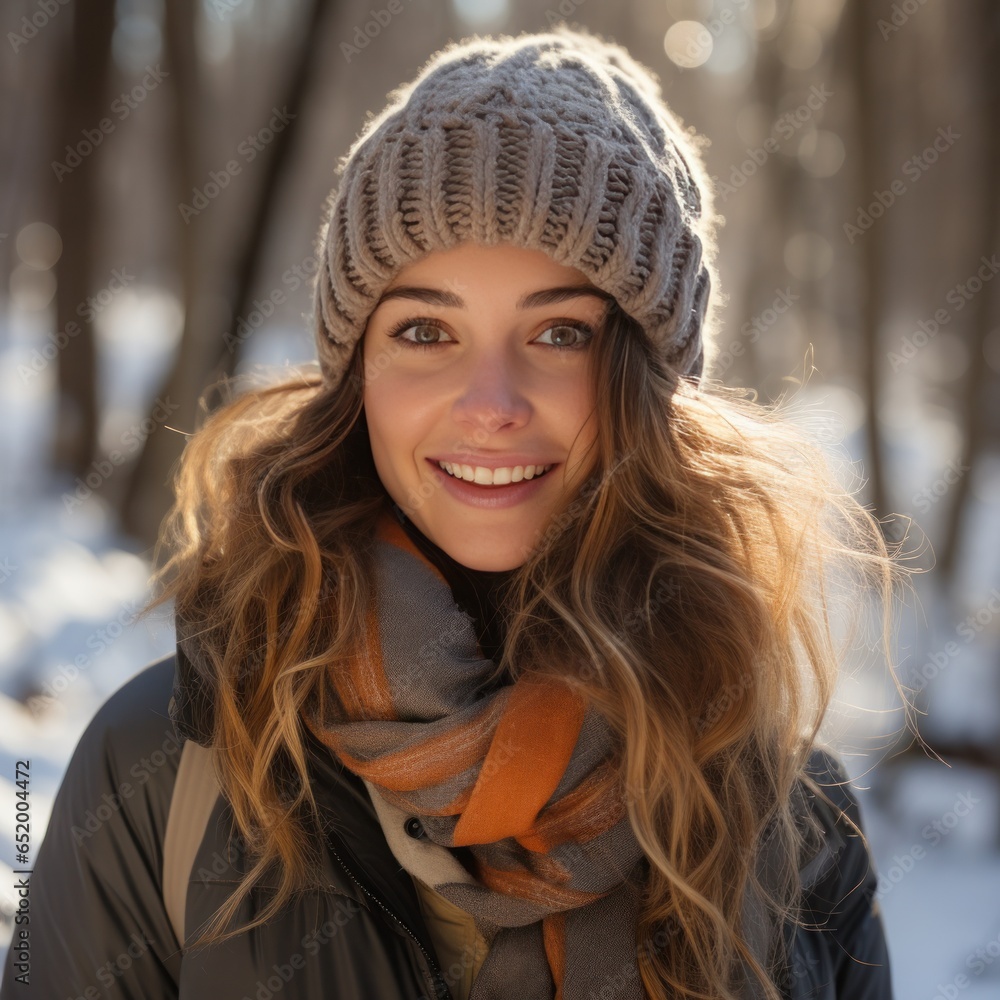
[324,836,454,1000]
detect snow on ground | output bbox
[0,493,177,933]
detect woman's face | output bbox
[361,243,608,571]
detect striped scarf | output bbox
[300,509,650,999]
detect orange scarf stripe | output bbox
[319,695,511,792]
[528,851,576,885]
[542,913,567,1000]
[452,676,588,847]
[516,760,625,853]
[475,861,606,910]
[374,514,450,588]
[335,597,398,722]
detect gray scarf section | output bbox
[341,536,648,998]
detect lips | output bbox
[436,462,553,487]
[425,458,557,510]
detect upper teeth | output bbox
[437,461,553,484]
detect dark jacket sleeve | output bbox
[804,748,894,1000]
[1,657,184,999]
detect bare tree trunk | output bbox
[938,0,1000,580]
[736,7,792,393]
[52,0,116,478]
[845,0,890,537]
[115,0,204,550]
[206,0,329,394]
[119,0,331,553]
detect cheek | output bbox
[363,368,438,467]
[365,368,436,425]
[548,374,598,477]
[548,371,595,434]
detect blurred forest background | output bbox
[2,0,999,993]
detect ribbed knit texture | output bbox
[312,24,718,389]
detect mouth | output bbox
[432,459,555,487]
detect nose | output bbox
[450,349,532,436]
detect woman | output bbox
[3,24,916,1000]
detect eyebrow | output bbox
[372,283,615,310]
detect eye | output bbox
[386,318,454,349]
[534,322,595,350]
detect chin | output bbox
[438,533,530,572]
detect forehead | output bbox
[375,244,614,314]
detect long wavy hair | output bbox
[140,294,922,999]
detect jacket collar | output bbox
[305,729,444,962]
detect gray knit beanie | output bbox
[312,24,718,389]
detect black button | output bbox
[404,816,426,839]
